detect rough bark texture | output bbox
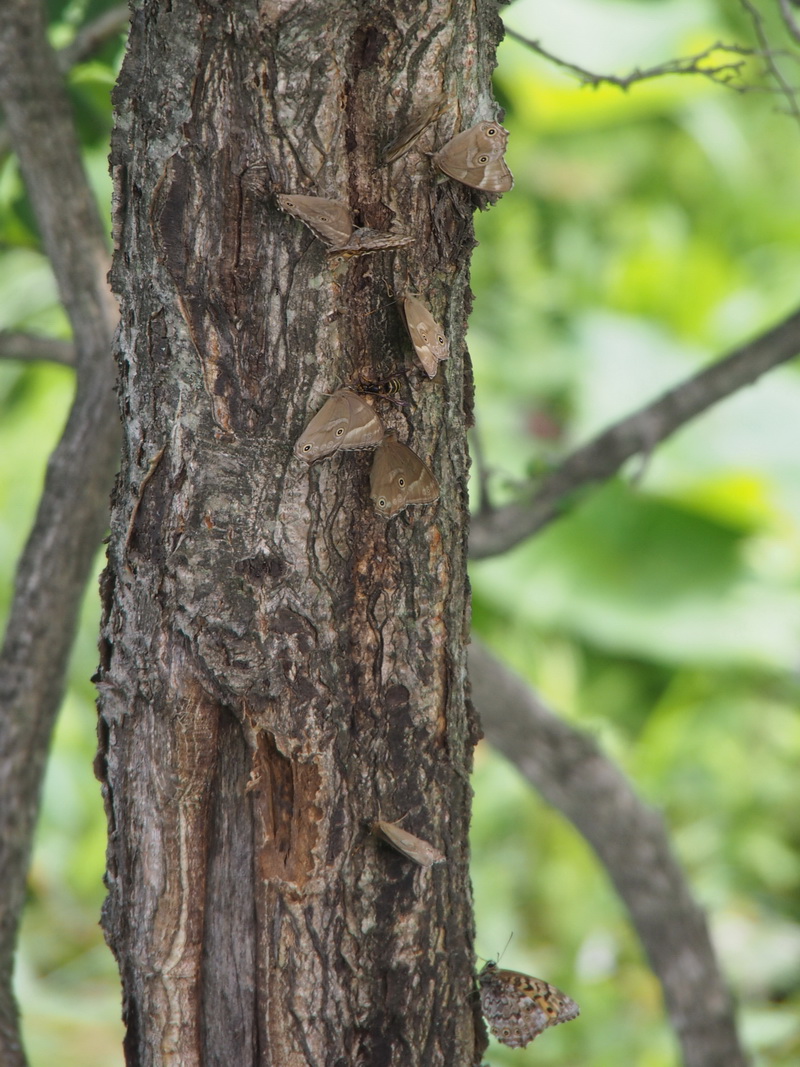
[98,2,501,1064]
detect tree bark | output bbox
[98,2,500,1063]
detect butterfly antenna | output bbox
[497,932,513,964]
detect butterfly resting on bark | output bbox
[294,389,384,464]
[478,961,579,1048]
[431,121,513,194]
[277,193,414,256]
[370,434,439,519]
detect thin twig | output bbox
[0,331,75,366]
[124,445,166,572]
[740,0,800,124]
[469,305,800,560]
[779,0,800,45]
[504,28,760,91]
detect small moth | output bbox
[373,820,445,868]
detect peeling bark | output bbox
[98,2,503,1063]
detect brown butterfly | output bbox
[276,193,353,248]
[431,121,513,194]
[329,227,415,258]
[294,389,384,464]
[373,820,445,867]
[384,91,450,164]
[478,961,580,1048]
[402,294,449,378]
[370,434,439,518]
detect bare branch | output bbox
[470,305,800,560]
[0,0,120,1062]
[57,4,129,72]
[0,5,129,159]
[0,331,75,366]
[779,0,800,46]
[468,425,492,516]
[469,638,748,1067]
[740,0,800,124]
[504,27,761,91]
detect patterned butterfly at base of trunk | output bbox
[478,961,580,1048]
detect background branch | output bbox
[469,304,800,560]
[57,4,129,71]
[469,639,747,1067]
[504,27,759,91]
[779,0,800,46]
[0,331,76,366]
[0,1,120,1063]
[740,0,800,124]
[0,4,129,159]
[468,425,492,517]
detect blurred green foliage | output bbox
[1,0,799,1065]
[470,2,800,1064]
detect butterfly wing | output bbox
[432,122,513,193]
[478,963,579,1048]
[329,227,415,256]
[370,435,439,518]
[384,91,449,163]
[403,295,449,378]
[276,194,354,247]
[373,821,445,867]
[294,389,384,463]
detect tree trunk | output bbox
[98,1,501,1063]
